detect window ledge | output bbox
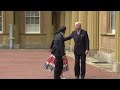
[100,33,115,36]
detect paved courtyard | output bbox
[0,49,120,79]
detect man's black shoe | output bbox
[81,76,85,79]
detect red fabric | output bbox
[44,55,69,72]
[47,56,56,64]
[47,55,68,65]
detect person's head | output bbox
[59,26,66,35]
[75,22,82,30]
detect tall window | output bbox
[0,11,3,33]
[111,11,115,34]
[25,11,40,34]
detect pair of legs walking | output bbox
[54,56,63,79]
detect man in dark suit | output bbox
[64,22,89,79]
[51,26,66,79]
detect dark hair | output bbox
[59,26,66,33]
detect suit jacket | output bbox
[64,29,89,55]
[51,33,65,57]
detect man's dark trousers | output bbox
[74,54,86,78]
[54,56,63,79]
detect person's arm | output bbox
[59,37,65,57]
[64,31,73,41]
[85,31,89,55]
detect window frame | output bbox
[0,11,3,33]
[25,11,40,34]
[110,11,116,34]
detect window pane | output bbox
[0,24,2,31]
[31,11,35,16]
[111,11,116,34]
[111,11,115,30]
[26,11,30,16]
[35,17,39,24]
[26,17,30,24]
[35,11,39,16]
[26,24,39,33]
[111,16,115,29]
[35,25,39,32]
[26,25,34,32]
[31,17,35,24]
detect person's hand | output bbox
[85,50,89,55]
[51,54,54,57]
